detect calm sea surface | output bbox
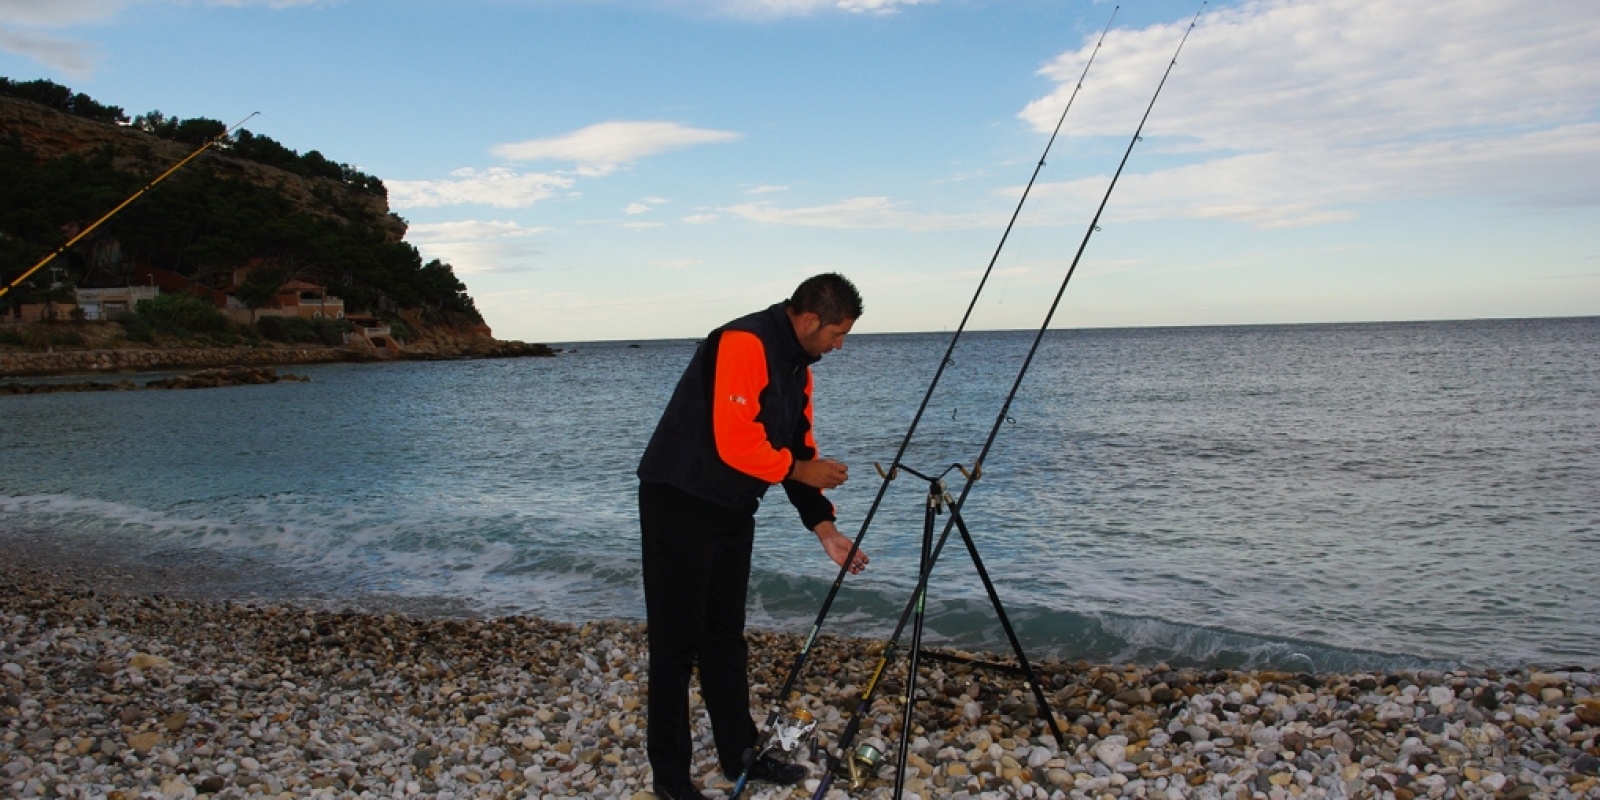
[2,317,1596,673]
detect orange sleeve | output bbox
[801,368,819,456]
[712,330,794,483]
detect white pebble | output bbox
[1093,736,1128,768]
[1028,747,1052,768]
[1428,686,1456,707]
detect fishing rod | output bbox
[0,111,259,301]
[729,8,1123,799]
[812,5,1207,798]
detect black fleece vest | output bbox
[637,302,819,511]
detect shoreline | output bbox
[4,535,1599,798]
[0,331,556,380]
[0,344,369,378]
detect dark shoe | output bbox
[734,753,809,786]
[653,783,711,800]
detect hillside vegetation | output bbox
[0,77,482,335]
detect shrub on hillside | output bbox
[256,315,351,346]
[119,315,155,343]
[134,293,231,336]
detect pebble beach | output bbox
[3,544,1599,800]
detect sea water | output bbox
[1,317,1596,672]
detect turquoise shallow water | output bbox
[2,317,1597,672]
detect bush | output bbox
[134,293,231,337]
[255,315,313,343]
[119,315,155,343]
[311,317,354,345]
[256,315,351,345]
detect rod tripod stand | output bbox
[810,462,1064,800]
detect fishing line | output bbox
[730,7,1124,799]
[809,4,1209,797]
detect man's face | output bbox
[796,314,855,357]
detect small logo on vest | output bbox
[728,394,747,405]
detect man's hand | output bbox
[814,520,868,575]
[790,457,849,490]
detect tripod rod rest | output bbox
[873,461,900,481]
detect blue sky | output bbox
[2,0,1597,343]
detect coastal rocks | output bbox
[143,366,309,390]
[0,366,308,394]
[0,337,553,378]
[388,312,555,360]
[3,560,1598,799]
[0,345,359,377]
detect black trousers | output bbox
[639,481,760,788]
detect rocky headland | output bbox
[2,90,556,380]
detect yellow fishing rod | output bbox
[0,111,258,300]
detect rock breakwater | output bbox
[0,347,360,377]
[0,367,308,395]
[2,558,1596,799]
[0,339,556,378]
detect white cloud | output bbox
[1023,122,1600,231]
[0,0,125,27]
[725,196,991,232]
[404,220,548,275]
[0,0,327,76]
[719,1,1599,235]
[1020,0,1600,228]
[406,220,550,243]
[206,0,327,7]
[387,167,575,209]
[491,121,741,173]
[695,0,929,18]
[624,196,668,215]
[0,26,99,77]
[744,184,789,195]
[0,0,323,25]
[680,213,720,224]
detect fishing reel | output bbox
[773,707,819,756]
[834,742,886,791]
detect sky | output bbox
[2,0,1597,343]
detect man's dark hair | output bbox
[789,273,863,327]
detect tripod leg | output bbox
[812,488,967,799]
[948,508,1066,746]
[893,485,938,799]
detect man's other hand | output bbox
[790,458,849,490]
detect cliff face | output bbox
[0,96,408,242]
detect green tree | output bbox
[235,269,283,323]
